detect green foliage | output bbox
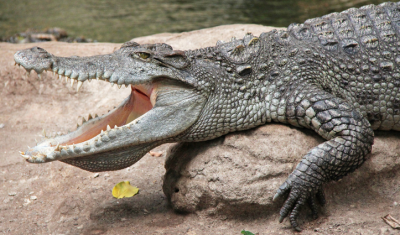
[241,230,255,235]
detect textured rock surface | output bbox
[163,124,400,216]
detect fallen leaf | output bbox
[149,151,163,157]
[382,214,400,229]
[241,230,257,235]
[112,181,139,199]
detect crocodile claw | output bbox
[274,173,325,231]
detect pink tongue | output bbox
[126,87,153,123]
[59,86,153,146]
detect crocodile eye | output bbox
[137,52,150,59]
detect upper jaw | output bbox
[14,46,188,91]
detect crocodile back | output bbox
[288,2,400,54]
[285,2,400,131]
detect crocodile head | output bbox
[14,42,209,172]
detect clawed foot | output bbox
[273,174,326,231]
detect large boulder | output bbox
[163,124,400,217]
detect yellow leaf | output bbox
[112,181,139,199]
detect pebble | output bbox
[30,196,37,200]
[8,192,16,196]
[93,173,99,178]
[23,199,31,206]
[394,201,398,206]
[0,123,4,128]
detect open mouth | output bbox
[57,84,156,147]
[17,67,161,159]
[14,45,205,172]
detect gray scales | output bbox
[13,2,400,232]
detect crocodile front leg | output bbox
[273,84,374,231]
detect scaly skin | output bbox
[14,2,400,231]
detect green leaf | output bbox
[241,230,255,235]
[112,181,139,199]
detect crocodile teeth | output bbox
[21,155,30,160]
[107,125,111,131]
[111,82,115,87]
[88,114,93,120]
[71,79,75,87]
[59,74,62,80]
[54,143,60,151]
[37,73,42,80]
[114,125,118,128]
[19,151,25,155]
[65,77,69,83]
[42,129,46,137]
[125,84,129,88]
[118,85,122,89]
[82,117,86,123]
[77,81,83,92]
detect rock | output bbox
[2,27,94,43]
[163,124,400,215]
[132,24,282,51]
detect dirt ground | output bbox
[0,25,399,235]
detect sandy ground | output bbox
[0,25,399,235]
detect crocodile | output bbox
[13,2,400,231]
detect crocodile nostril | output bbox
[174,188,179,193]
